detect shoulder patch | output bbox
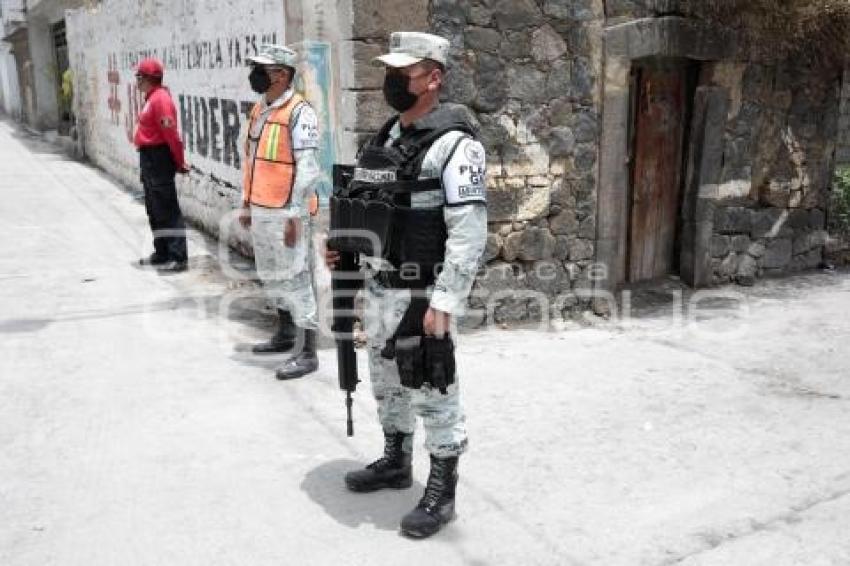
[292,104,320,150]
[442,138,487,205]
[160,115,174,129]
[464,141,485,165]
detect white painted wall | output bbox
[67,0,288,247]
[27,15,59,130]
[67,0,347,249]
[65,0,354,331]
[1,0,26,120]
[24,1,88,130]
[0,44,22,118]
[0,0,26,26]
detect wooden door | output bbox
[628,61,688,282]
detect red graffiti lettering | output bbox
[107,54,121,125]
[124,83,142,144]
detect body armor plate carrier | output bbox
[330,104,478,288]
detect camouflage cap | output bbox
[372,32,450,68]
[247,44,297,68]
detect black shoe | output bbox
[275,328,318,380]
[345,431,413,492]
[139,253,168,267]
[400,455,459,539]
[156,260,188,273]
[251,310,296,354]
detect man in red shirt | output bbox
[134,58,189,273]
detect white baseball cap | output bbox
[372,32,450,68]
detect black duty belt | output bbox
[374,269,435,290]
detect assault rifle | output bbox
[330,165,363,436]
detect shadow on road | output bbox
[2,120,74,158]
[227,350,290,370]
[0,317,52,333]
[301,459,424,532]
[0,295,216,334]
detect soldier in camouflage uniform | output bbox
[239,44,322,380]
[326,32,488,538]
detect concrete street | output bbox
[2,116,850,566]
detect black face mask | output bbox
[383,71,419,113]
[249,67,271,94]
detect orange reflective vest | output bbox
[243,93,319,214]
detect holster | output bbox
[396,336,425,390]
[423,335,456,394]
[394,334,456,395]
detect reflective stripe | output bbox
[273,123,282,160]
[263,125,272,160]
[265,123,280,161]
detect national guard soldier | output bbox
[239,44,322,380]
[326,32,488,538]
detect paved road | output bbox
[2,117,850,565]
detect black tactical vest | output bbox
[330,104,479,287]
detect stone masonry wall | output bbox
[837,65,850,166]
[700,60,839,285]
[340,1,847,321]
[428,0,606,324]
[596,2,844,287]
[63,0,843,323]
[339,0,430,161]
[825,64,850,263]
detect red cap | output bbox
[135,58,164,78]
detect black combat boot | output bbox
[252,310,296,354]
[345,431,413,492]
[275,328,318,380]
[400,455,459,538]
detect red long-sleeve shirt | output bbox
[133,85,186,171]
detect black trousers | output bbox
[139,145,187,262]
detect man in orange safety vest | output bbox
[238,44,321,380]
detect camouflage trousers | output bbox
[363,276,468,458]
[250,206,318,330]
